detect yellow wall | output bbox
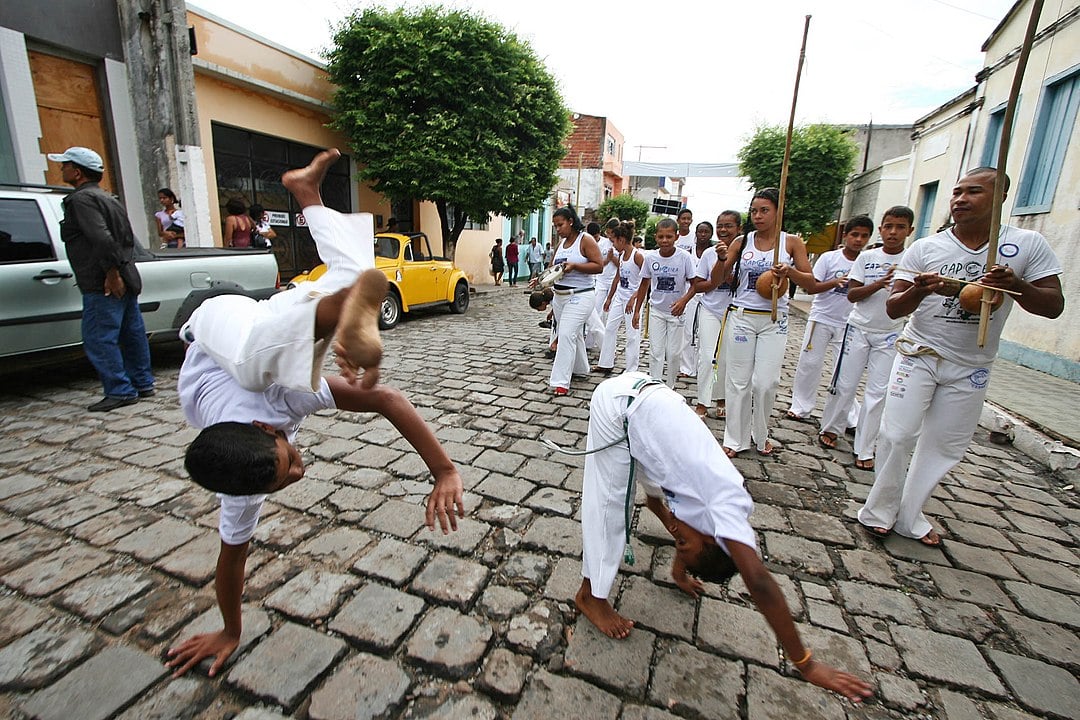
[417,203,507,285]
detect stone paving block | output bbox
[865,638,901,671]
[154,531,220,585]
[932,689,985,720]
[525,486,575,516]
[506,601,564,659]
[876,673,925,711]
[473,448,527,476]
[27,493,117,529]
[0,595,50,645]
[943,542,1024,580]
[837,548,899,587]
[0,472,48,500]
[795,623,872,678]
[892,624,1005,695]
[563,616,654,697]
[766,463,819,489]
[697,598,778,667]
[353,537,427,586]
[746,665,845,720]
[69,507,158,547]
[745,480,803,508]
[1001,510,1071,543]
[727,570,804,619]
[358,499,427,538]
[251,508,320,548]
[915,596,998,642]
[114,517,202,561]
[521,515,582,557]
[405,606,491,679]
[476,647,531,701]
[478,585,530,620]
[411,553,489,608]
[621,706,683,720]
[0,622,98,690]
[650,640,744,720]
[635,508,672,545]
[806,599,848,633]
[942,518,1018,551]
[927,565,1016,610]
[273,477,337,511]
[944,500,1005,527]
[0,527,65,573]
[984,704,1045,720]
[0,514,28,542]
[513,669,621,720]
[837,581,921,625]
[498,551,550,588]
[227,622,346,708]
[2,542,111,596]
[265,568,359,620]
[1006,552,1080,594]
[749,503,789,532]
[477,503,532,531]
[763,532,833,576]
[475,473,536,504]
[330,583,425,652]
[20,644,166,720]
[128,477,190,507]
[55,570,155,621]
[308,652,411,720]
[615,575,695,641]
[412,694,499,719]
[998,610,1079,668]
[986,648,1080,719]
[416,516,490,554]
[177,605,272,675]
[326,486,382,513]
[1008,532,1080,566]
[789,512,854,548]
[879,532,950,565]
[543,556,583,603]
[114,675,214,720]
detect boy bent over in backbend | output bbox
[166,149,465,677]
[577,372,872,703]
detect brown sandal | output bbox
[723,446,739,459]
[854,458,874,471]
[818,432,838,450]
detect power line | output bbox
[922,0,1003,21]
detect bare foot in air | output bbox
[334,268,387,388]
[575,580,634,639]
[282,148,341,207]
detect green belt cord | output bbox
[541,377,661,566]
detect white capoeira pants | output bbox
[820,326,899,460]
[789,322,859,427]
[695,306,727,407]
[598,291,641,372]
[723,308,787,453]
[594,280,612,325]
[182,206,375,393]
[647,308,684,388]
[550,288,594,388]
[585,306,605,352]
[677,295,700,376]
[858,352,991,538]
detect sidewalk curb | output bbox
[786,299,1079,483]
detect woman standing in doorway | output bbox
[223,198,254,248]
[710,188,814,457]
[548,206,603,396]
[155,188,185,248]
[491,238,505,285]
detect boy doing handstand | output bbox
[166,149,465,677]
[577,372,872,703]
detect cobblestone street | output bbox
[0,284,1077,720]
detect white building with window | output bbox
[904,0,1078,381]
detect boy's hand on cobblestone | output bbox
[426,470,465,534]
[166,629,239,678]
[799,660,874,703]
[671,562,703,599]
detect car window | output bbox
[0,198,56,264]
[375,235,399,260]
[410,237,431,261]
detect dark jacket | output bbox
[60,182,142,295]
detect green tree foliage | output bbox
[326,6,570,259]
[643,216,660,249]
[737,124,858,238]
[596,194,649,237]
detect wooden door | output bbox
[28,51,115,192]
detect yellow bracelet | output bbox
[792,649,813,666]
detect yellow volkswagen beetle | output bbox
[288,232,469,329]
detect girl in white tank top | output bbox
[731,232,795,312]
[553,231,593,290]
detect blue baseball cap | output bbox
[47,147,105,173]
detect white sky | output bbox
[191,0,1017,222]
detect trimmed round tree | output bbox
[326,7,570,259]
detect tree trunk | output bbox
[436,199,467,261]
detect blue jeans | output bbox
[81,292,155,398]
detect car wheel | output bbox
[379,290,402,330]
[449,281,470,314]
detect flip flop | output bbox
[756,441,775,457]
[723,446,740,459]
[859,522,891,539]
[919,531,943,547]
[818,432,838,450]
[715,404,726,419]
[785,411,811,423]
[854,458,874,471]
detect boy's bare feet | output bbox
[575,579,633,639]
[282,148,341,208]
[334,268,387,388]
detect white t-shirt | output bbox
[675,231,695,255]
[847,246,906,333]
[641,248,696,314]
[597,236,618,286]
[808,249,857,328]
[896,226,1061,367]
[695,246,731,320]
[616,374,756,553]
[613,248,645,303]
[178,343,336,545]
[731,232,794,312]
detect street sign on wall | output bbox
[651,197,683,215]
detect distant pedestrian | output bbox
[491,238,505,285]
[543,241,554,266]
[224,198,255,248]
[249,203,276,249]
[155,188,185,248]
[47,146,155,411]
[526,237,544,279]
[506,235,520,286]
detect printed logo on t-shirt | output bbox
[619,276,630,289]
[656,276,676,292]
[969,368,989,389]
[734,334,748,343]
[999,243,1019,258]
[554,258,567,266]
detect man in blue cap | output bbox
[48,146,155,411]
